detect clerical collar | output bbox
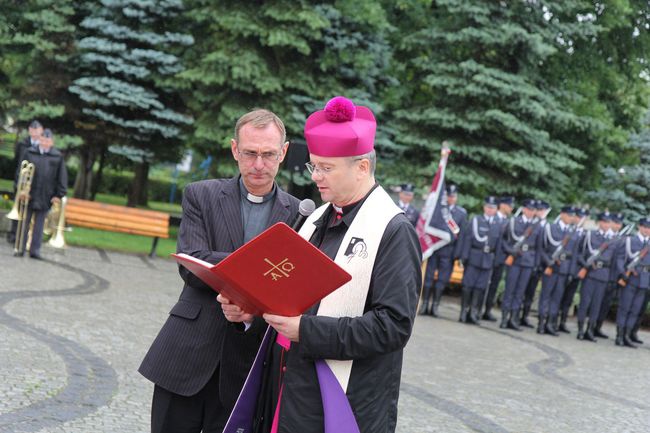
[239,177,275,204]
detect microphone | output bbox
[290,199,316,231]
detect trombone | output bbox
[47,196,68,249]
[12,160,35,256]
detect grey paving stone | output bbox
[1,242,649,433]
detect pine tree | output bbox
[388,1,609,208]
[68,0,193,204]
[179,1,395,182]
[0,0,78,140]
[587,110,650,221]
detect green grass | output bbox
[63,225,178,258]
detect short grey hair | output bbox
[234,109,286,146]
[349,150,376,176]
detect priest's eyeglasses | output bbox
[237,149,282,163]
[304,162,334,176]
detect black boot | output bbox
[419,286,432,315]
[623,328,638,348]
[558,311,571,334]
[508,309,522,331]
[536,316,546,334]
[545,315,559,336]
[459,287,470,323]
[431,285,444,317]
[482,308,497,321]
[520,305,534,328]
[500,311,509,329]
[467,290,482,325]
[593,320,609,339]
[615,326,624,346]
[630,324,643,344]
[577,321,585,340]
[584,320,597,342]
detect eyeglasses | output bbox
[305,162,335,176]
[237,149,282,163]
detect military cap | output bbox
[484,196,498,207]
[536,200,550,210]
[446,184,458,196]
[499,196,515,206]
[522,198,536,209]
[577,208,589,217]
[400,183,415,193]
[639,217,650,228]
[611,212,624,224]
[560,205,576,215]
[597,211,612,222]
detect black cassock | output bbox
[249,187,421,433]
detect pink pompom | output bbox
[324,96,356,122]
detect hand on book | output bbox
[217,294,254,324]
[264,313,301,342]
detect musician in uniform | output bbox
[614,217,650,348]
[483,196,514,321]
[396,183,420,227]
[500,198,542,331]
[420,184,466,316]
[14,129,67,259]
[7,120,43,244]
[537,206,580,335]
[557,207,589,333]
[576,211,616,341]
[457,196,500,324]
[521,200,550,328]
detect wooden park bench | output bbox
[65,198,170,257]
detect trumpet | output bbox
[47,196,67,249]
[13,160,35,256]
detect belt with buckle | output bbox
[521,244,529,252]
[483,246,492,253]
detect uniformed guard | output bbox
[537,206,580,335]
[593,211,625,339]
[614,217,650,348]
[500,198,542,331]
[521,200,551,327]
[483,196,514,321]
[397,183,420,227]
[557,207,589,333]
[458,196,501,324]
[420,183,467,316]
[576,211,616,342]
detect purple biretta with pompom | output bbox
[304,96,376,157]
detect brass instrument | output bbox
[47,196,67,249]
[13,160,35,256]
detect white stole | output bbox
[298,186,401,391]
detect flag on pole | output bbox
[416,146,453,261]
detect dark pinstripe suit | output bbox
[139,176,299,423]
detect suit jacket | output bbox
[580,230,617,282]
[139,176,299,409]
[502,216,542,268]
[17,146,67,211]
[539,222,580,275]
[459,214,501,270]
[617,234,650,289]
[436,204,467,259]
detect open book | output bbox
[172,222,351,316]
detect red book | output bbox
[172,222,351,316]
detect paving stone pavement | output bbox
[1,242,649,433]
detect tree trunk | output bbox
[73,145,96,200]
[90,146,107,201]
[127,161,149,207]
